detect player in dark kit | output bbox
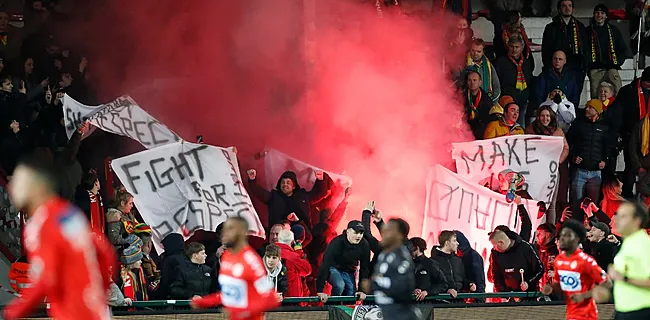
[541,220,612,320]
[361,218,421,320]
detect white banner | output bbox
[111,141,265,253]
[422,165,544,289]
[451,135,563,204]
[262,148,352,191]
[62,94,180,148]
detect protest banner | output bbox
[422,165,544,290]
[261,148,352,191]
[111,141,264,253]
[62,94,180,148]
[451,135,564,204]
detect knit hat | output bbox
[124,234,143,250]
[498,95,514,109]
[121,244,143,265]
[586,99,604,114]
[133,223,152,235]
[291,224,306,242]
[593,4,608,16]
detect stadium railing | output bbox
[1,292,618,320]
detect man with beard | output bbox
[361,219,420,320]
[542,220,612,320]
[191,217,280,320]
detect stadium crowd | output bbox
[2,0,650,319]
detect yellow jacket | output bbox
[483,118,524,139]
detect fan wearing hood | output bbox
[154,233,186,300]
[454,231,486,294]
[538,86,576,132]
[247,168,332,230]
[263,244,288,298]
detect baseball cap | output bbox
[590,221,610,235]
[347,220,365,232]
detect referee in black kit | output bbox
[361,218,422,320]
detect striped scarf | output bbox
[466,55,493,96]
[590,24,618,66]
[558,16,581,56]
[509,56,527,90]
[467,90,482,120]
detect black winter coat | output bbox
[413,255,448,295]
[490,234,544,292]
[496,55,534,107]
[430,248,467,292]
[156,233,187,299]
[567,117,609,171]
[541,16,588,72]
[316,233,370,292]
[169,261,214,299]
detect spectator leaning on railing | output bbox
[408,237,449,300]
[263,244,288,300]
[169,242,215,300]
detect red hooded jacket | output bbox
[277,243,311,297]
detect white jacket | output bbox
[539,97,576,132]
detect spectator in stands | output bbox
[616,67,650,198]
[542,0,587,94]
[169,242,214,299]
[263,244,288,299]
[629,112,650,207]
[499,10,533,63]
[538,86,576,132]
[455,231,486,294]
[138,232,160,295]
[246,168,331,229]
[586,221,618,271]
[526,106,570,221]
[106,209,127,249]
[535,50,580,108]
[466,38,501,104]
[599,176,625,221]
[441,0,472,25]
[107,271,132,307]
[0,10,23,61]
[257,223,287,256]
[119,241,148,302]
[0,74,28,132]
[13,57,48,112]
[496,34,533,126]
[1,120,30,176]
[533,223,559,291]
[156,233,186,299]
[409,237,449,301]
[463,70,492,139]
[483,101,524,139]
[276,230,311,297]
[567,99,609,210]
[316,220,370,300]
[431,231,475,296]
[74,169,104,235]
[586,5,631,98]
[449,15,474,56]
[489,228,543,293]
[111,190,139,234]
[595,82,623,175]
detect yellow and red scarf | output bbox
[637,80,650,156]
[466,55,493,95]
[590,24,618,66]
[559,17,581,55]
[509,56,527,90]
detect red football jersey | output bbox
[3,197,116,320]
[552,249,608,320]
[193,245,280,320]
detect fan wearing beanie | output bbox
[586,4,631,98]
[566,98,609,210]
[483,95,524,139]
[119,242,148,302]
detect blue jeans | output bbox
[329,267,355,296]
[571,169,602,208]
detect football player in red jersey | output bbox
[192,217,281,319]
[3,156,116,320]
[541,220,612,320]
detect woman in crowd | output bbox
[600,176,625,220]
[526,106,569,222]
[598,81,623,174]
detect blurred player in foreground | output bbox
[361,218,420,320]
[192,217,280,319]
[541,220,612,320]
[3,156,116,320]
